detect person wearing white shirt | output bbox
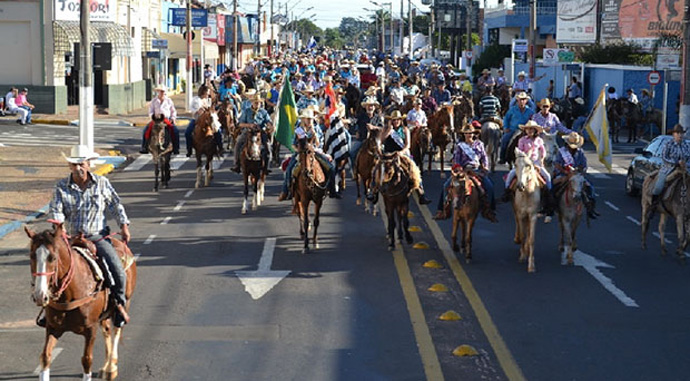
[140,85,180,154]
[5,87,28,125]
[627,88,639,104]
[406,99,427,130]
[607,86,619,100]
[185,86,222,157]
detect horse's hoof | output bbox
[514,238,521,244]
[153,188,158,192]
[104,370,118,381]
[356,198,361,206]
[241,209,247,215]
[465,257,472,264]
[388,244,395,251]
[314,242,320,249]
[302,247,310,254]
[528,267,536,273]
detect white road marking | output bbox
[652,232,673,244]
[212,155,226,170]
[173,201,185,211]
[612,164,628,176]
[161,216,172,225]
[573,250,639,308]
[184,190,194,198]
[33,347,63,375]
[626,216,641,226]
[143,235,156,245]
[588,168,612,179]
[235,238,290,300]
[604,201,620,211]
[123,155,150,172]
[170,155,188,170]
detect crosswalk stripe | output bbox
[124,155,150,172]
[170,155,188,170]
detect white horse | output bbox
[556,171,585,265]
[512,149,543,272]
[541,130,559,175]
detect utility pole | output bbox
[408,0,413,59]
[256,0,262,56]
[270,0,274,56]
[681,0,690,130]
[529,0,536,79]
[233,0,238,71]
[399,0,403,55]
[466,0,472,68]
[430,4,434,58]
[381,10,385,52]
[390,3,393,53]
[186,0,193,111]
[79,0,94,151]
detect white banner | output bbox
[203,14,217,41]
[54,0,116,22]
[556,0,597,43]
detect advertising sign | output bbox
[556,0,597,43]
[55,0,116,22]
[152,39,168,49]
[543,48,576,66]
[217,14,225,46]
[601,0,683,51]
[203,14,217,42]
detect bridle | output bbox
[31,230,75,302]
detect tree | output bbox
[324,28,345,49]
[285,18,323,47]
[412,15,429,34]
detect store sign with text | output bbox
[55,0,116,22]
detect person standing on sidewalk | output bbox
[140,85,180,154]
[44,144,131,327]
[15,88,34,124]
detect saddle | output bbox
[68,234,135,286]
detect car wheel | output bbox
[626,169,639,196]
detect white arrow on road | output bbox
[235,238,290,300]
[566,250,639,308]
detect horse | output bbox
[552,96,573,129]
[427,103,455,176]
[293,138,328,253]
[495,85,512,117]
[641,165,690,260]
[622,100,643,143]
[148,114,172,192]
[449,170,481,262]
[377,152,414,250]
[344,83,361,117]
[193,108,221,188]
[542,130,559,175]
[480,119,502,173]
[452,96,474,141]
[555,171,585,265]
[354,126,382,215]
[217,99,236,151]
[240,126,266,215]
[642,108,663,138]
[606,98,624,143]
[511,149,543,272]
[410,125,432,176]
[25,224,136,381]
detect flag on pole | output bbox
[584,84,613,172]
[324,82,337,128]
[276,74,298,153]
[307,36,317,49]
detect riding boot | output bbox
[186,146,193,158]
[417,189,432,205]
[113,303,130,327]
[480,193,499,223]
[328,172,342,199]
[542,189,555,223]
[583,194,599,220]
[36,308,46,328]
[366,188,379,204]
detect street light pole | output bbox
[529,0,536,79]
[186,0,193,111]
[680,0,690,130]
[408,0,413,59]
[79,0,93,151]
[233,0,238,71]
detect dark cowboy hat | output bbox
[670,124,686,134]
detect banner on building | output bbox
[601,0,683,50]
[55,0,116,22]
[203,14,217,42]
[556,0,597,43]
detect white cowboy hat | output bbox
[154,85,168,92]
[518,120,544,134]
[361,96,380,107]
[562,132,584,149]
[517,71,527,77]
[62,144,100,164]
[298,109,316,120]
[515,91,530,100]
[301,85,315,94]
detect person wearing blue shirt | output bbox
[553,132,599,219]
[296,86,318,111]
[568,76,582,101]
[500,92,534,164]
[266,80,281,114]
[432,83,451,109]
[231,93,272,173]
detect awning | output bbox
[53,20,135,57]
[141,27,163,53]
[161,32,219,60]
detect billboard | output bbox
[55,0,116,22]
[601,0,683,50]
[556,0,597,43]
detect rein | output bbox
[31,230,76,301]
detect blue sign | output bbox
[146,51,161,58]
[152,39,168,49]
[169,8,208,27]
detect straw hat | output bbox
[364,86,379,96]
[574,97,585,105]
[301,85,315,94]
[515,91,530,100]
[298,109,316,120]
[385,110,407,120]
[361,96,380,107]
[537,98,552,108]
[460,124,479,134]
[63,144,100,164]
[482,68,490,74]
[154,84,168,92]
[518,120,544,134]
[562,132,584,149]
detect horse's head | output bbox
[514,149,537,192]
[152,113,165,124]
[245,127,262,161]
[568,171,585,200]
[365,126,383,155]
[25,224,67,307]
[196,108,220,137]
[541,131,559,166]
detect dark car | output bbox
[626,135,674,196]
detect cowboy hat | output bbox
[361,96,380,107]
[364,86,379,96]
[154,84,168,92]
[515,92,530,100]
[562,132,584,149]
[574,97,585,105]
[63,144,100,164]
[460,124,478,134]
[411,61,420,65]
[519,120,544,133]
[323,75,333,82]
[301,85,315,94]
[482,68,490,74]
[670,124,686,134]
[298,109,316,120]
[517,71,527,77]
[537,98,552,108]
[385,110,407,120]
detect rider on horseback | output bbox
[368,110,432,205]
[502,121,555,222]
[185,85,224,157]
[231,92,272,174]
[140,85,180,155]
[500,92,534,164]
[478,87,502,125]
[553,132,600,219]
[651,124,690,207]
[434,122,498,222]
[278,109,342,201]
[43,145,131,327]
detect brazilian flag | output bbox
[276,75,298,153]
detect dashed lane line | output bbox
[626,216,641,226]
[143,235,156,245]
[184,190,194,198]
[161,216,172,225]
[173,201,185,211]
[605,201,620,211]
[123,155,149,172]
[170,155,188,170]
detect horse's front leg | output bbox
[252,177,258,211]
[205,157,213,186]
[39,330,60,381]
[99,320,114,379]
[242,174,249,215]
[563,216,575,265]
[302,201,311,254]
[641,200,652,250]
[403,205,413,244]
[195,159,203,188]
[153,162,160,192]
[465,216,476,263]
[103,327,123,381]
[81,327,97,380]
[439,149,445,178]
[659,213,668,255]
[527,215,538,273]
[355,172,362,206]
[387,206,396,250]
[313,201,322,250]
[675,214,686,261]
[451,212,460,252]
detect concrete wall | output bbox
[103,80,147,114]
[0,85,68,114]
[0,1,43,86]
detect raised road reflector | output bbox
[407,211,415,218]
[413,242,430,249]
[408,225,422,232]
[423,260,443,269]
[453,345,479,357]
[428,283,448,292]
[439,310,462,321]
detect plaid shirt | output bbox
[50,173,130,236]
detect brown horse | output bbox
[193,107,221,188]
[354,126,382,215]
[148,114,172,192]
[495,85,512,117]
[376,152,414,250]
[622,100,643,143]
[452,96,474,141]
[607,98,624,143]
[410,125,432,176]
[240,126,266,214]
[428,103,455,176]
[217,99,236,151]
[449,170,481,262]
[641,165,690,260]
[293,138,328,253]
[25,224,136,381]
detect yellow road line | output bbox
[378,205,444,381]
[416,199,526,381]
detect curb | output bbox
[32,118,71,125]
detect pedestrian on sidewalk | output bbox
[15,88,34,124]
[5,88,29,125]
[140,85,180,154]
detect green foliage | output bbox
[286,19,323,40]
[578,42,653,66]
[412,15,429,34]
[324,28,345,49]
[472,43,510,73]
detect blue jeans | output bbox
[89,230,126,306]
[500,129,516,162]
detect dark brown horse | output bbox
[452,96,474,141]
[217,99,236,151]
[410,125,432,176]
[376,152,414,250]
[240,126,266,214]
[449,170,481,262]
[622,100,643,143]
[294,138,328,253]
[495,85,512,117]
[354,126,382,215]
[148,114,172,192]
[607,98,624,143]
[428,103,455,176]
[193,108,221,188]
[25,224,136,380]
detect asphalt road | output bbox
[3,135,690,380]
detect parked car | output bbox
[626,135,675,196]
